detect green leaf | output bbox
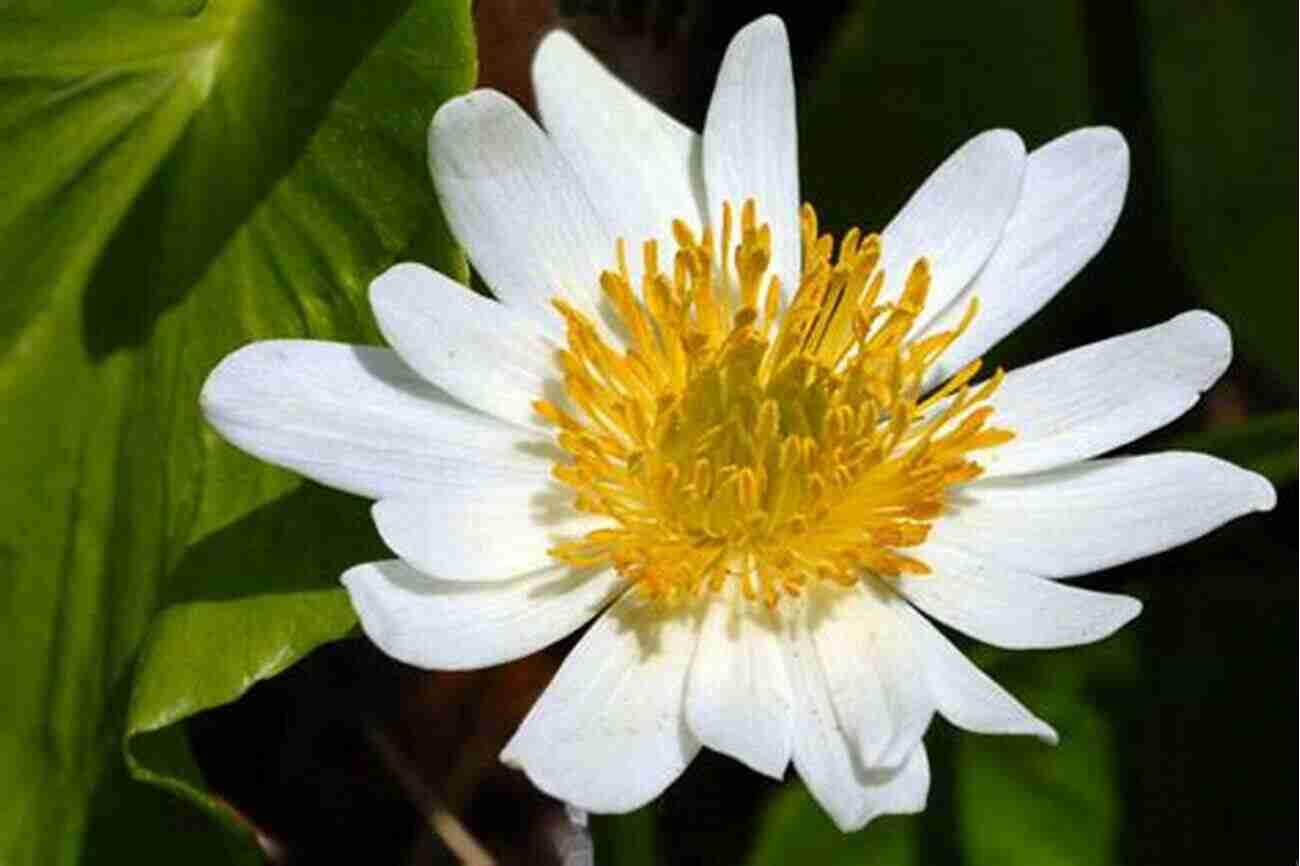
[749,783,918,866]
[0,2,475,862]
[123,484,391,837]
[1169,411,1298,486]
[81,756,262,866]
[955,637,1138,866]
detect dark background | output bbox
[189,2,1297,863]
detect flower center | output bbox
[537,201,1012,608]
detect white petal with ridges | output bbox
[863,593,933,768]
[783,607,931,831]
[372,481,609,581]
[933,453,1277,579]
[429,89,614,334]
[703,15,800,303]
[973,311,1231,477]
[685,588,793,779]
[899,604,1058,743]
[501,592,701,813]
[862,745,930,830]
[533,30,705,284]
[807,588,890,765]
[807,584,933,769]
[921,127,1130,380]
[881,129,1026,329]
[341,560,625,670]
[897,544,1141,650]
[369,262,562,431]
[200,341,551,501]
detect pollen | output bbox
[537,201,1013,609]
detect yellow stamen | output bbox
[539,200,1013,608]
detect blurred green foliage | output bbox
[751,786,917,865]
[593,808,659,866]
[799,0,1094,233]
[1173,411,1298,486]
[0,1,474,863]
[953,639,1136,866]
[1145,0,1297,393]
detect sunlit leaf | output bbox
[0,2,474,862]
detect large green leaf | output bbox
[0,2,474,862]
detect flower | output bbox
[200,15,1276,831]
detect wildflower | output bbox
[201,16,1275,830]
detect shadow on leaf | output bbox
[81,0,411,358]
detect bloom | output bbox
[201,13,1276,830]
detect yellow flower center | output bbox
[537,201,1012,608]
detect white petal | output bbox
[881,129,1026,329]
[703,15,799,302]
[684,587,793,779]
[372,480,608,581]
[921,127,1130,378]
[341,560,624,670]
[783,608,931,831]
[933,453,1277,579]
[807,584,933,769]
[370,262,563,431]
[501,592,701,812]
[533,30,705,285]
[865,744,930,830]
[200,341,551,501]
[805,587,890,765]
[429,89,614,333]
[899,604,1057,742]
[971,311,1231,477]
[897,543,1141,650]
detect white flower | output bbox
[200,15,1276,831]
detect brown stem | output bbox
[362,718,497,866]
